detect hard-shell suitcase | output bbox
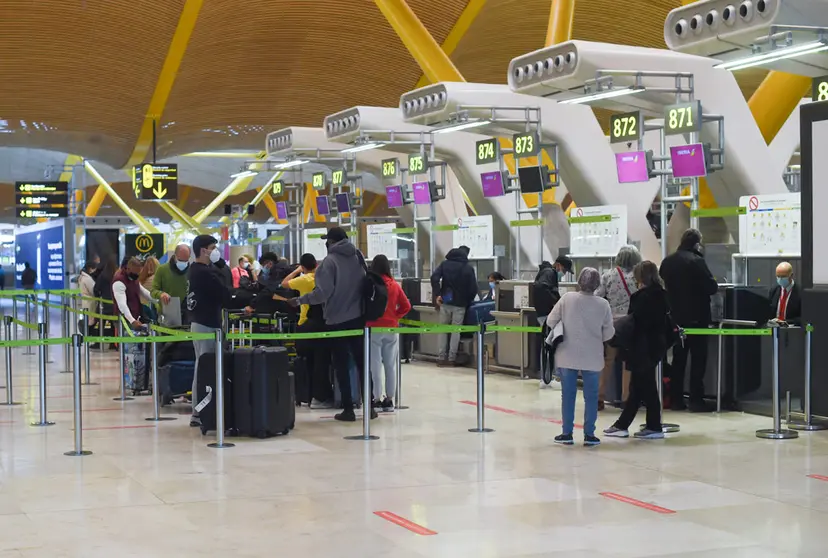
[125,329,151,395]
[195,351,236,436]
[291,355,311,406]
[233,347,295,438]
[158,360,195,406]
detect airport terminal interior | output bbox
[2,0,828,555]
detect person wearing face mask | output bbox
[484,272,505,301]
[659,228,719,412]
[151,244,188,315]
[533,256,572,389]
[767,261,801,325]
[112,257,154,329]
[257,252,291,290]
[186,235,235,427]
[232,256,252,289]
[212,254,234,291]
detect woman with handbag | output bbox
[604,261,668,440]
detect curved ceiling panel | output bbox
[0,0,186,167]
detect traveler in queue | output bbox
[604,261,669,440]
[768,261,801,325]
[533,256,572,389]
[213,255,234,291]
[113,257,154,329]
[151,244,188,318]
[138,256,159,321]
[430,245,478,367]
[78,261,99,338]
[595,245,641,409]
[21,262,36,291]
[186,235,235,427]
[367,254,411,412]
[659,228,719,412]
[289,227,375,422]
[258,252,291,288]
[232,255,253,289]
[546,267,614,446]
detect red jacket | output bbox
[367,275,412,328]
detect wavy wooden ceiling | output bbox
[0,0,779,171]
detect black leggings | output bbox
[615,364,662,432]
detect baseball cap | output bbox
[321,226,348,243]
[554,256,573,274]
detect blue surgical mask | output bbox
[175,261,188,271]
[557,271,564,280]
[261,266,271,278]
[489,281,496,291]
[777,277,790,288]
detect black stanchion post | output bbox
[756,326,798,439]
[346,327,379,441]
[147,328,176,422]
[82,316,97,385]
[395,332,408,410]
[208,328,234,448]
[60,300,72,373]
[0,316,21,406]
[31,323,54,427]
[65,333,92,456]
[97,301,104,350]
[113,320,134,402]
[44,293,54,364]
[12,297,18,340]
[470,323,493,433]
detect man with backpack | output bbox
[290,227,378,422]
[532,257,571,389]
[430,245,478,367]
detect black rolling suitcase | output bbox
[195,351,236,436]
[291,355,311,406]
[234,346,295,437]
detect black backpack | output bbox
[357,252,388,321]
[531,281,560,317]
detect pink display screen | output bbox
[615,151,650,183]
[670,143,707,178]
[385,185,404,208]
[276,201,288,220]
[480,171,506,197]
[412,181,432,205]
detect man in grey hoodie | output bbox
[291,227,376,422]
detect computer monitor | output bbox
[316,195,330,216]
[335,192,351,213]
[385,185,404,208]
[517,165,549,193]
[480,170,506,198]
[412,181,437,205]
[670,143,707,178]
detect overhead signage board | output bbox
[407,153,428,175]
[609,111,642,144]
[664,101,702,136]
[272,179,284,196]
[15,181,70,221]
[133,163,179,201]
[331,169,345,186]
[670,143,707,178]
[125,233,165,261]
[615,151,651,183]
[513,131,539,157]
[312,172,326,190]
[381,158,398,179]
[475,138,498,165]
[813,75,828,102]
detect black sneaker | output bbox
[370,408,378,419]
[334,410,356,422]
[189,416,201,428]
[554,433,574,445]
[584,435,601,447]
[688,400,713,413]
[381,398,394,412]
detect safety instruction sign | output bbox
[738,193,800,256]
[568,205,627,258]
[125,233,165,261]
[133,164,179,201]
[453,215,493,259]
[367,223,398,261]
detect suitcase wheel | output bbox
[289,421,295,431]
[282,428,289,436]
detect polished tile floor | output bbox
[1,321,828,556]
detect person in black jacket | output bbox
[213,257,233,291]
[767,261,801,325]
[430,245,478,366]
[21,262,36,290]
[659,228,719,412]
[533,257,571,388]
[258,252,291,289]
[604,261,668,439]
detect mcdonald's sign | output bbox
[125,233,164,261]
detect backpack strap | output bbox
[616,267,632,297]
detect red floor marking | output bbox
[52,408,124,414]
[458,400,583,429]
[374,511,437,536]
[599,492,676,514]
[807,474,828,482]
[78,425,156,431]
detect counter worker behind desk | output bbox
[768,262,801,325]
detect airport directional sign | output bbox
[513,131,539,157]
[133,163,179,201]
[609,110,642,143]
[476,138,499,165]
[664,101,702,136]
[15,181,70,221]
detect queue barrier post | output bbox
[469,323,493,433]
[113,320,134,402]
[395,333,408,410]
[82,316,97,386]
[0,316,21,406]
[756,326,799,440]
[44,294,54,363]
[97,301,104,350]
[788,325,827,431]
[60,301,72,373]
[208,328,234,449]
[11,297,18,341]
[31,323,54,427]
[147,328,176,422]
[65,333,92,456]
[22,298,34,355]
[345,327,379,441]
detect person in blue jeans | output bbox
[545,267,614,446]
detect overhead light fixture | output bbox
[183,151,260,158]
[432,119,491,134]
[274,159,309,169]
[714,40,828,71]
[340,142,384,154]
[559,87,644,105]
[230,170,258,179]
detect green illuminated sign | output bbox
[476,138,498,165]
[272,180,284,196]
[331,169,345,186]
[609,111,642,144]
[664,101,702,136]
[408,153,428,175]
[513,131,539,157]
[381,158,398,178]
[312,172,326,190]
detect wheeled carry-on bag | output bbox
[125,328,151,395]
[234,346,295,438]
[195,351,236,436]
[158,361,195,406]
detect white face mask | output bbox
[252,261,261,273]
[242,262,249,269]
[209,248,221,264]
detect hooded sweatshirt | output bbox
[297,239,366,326]
[430,248,478,308]
[367,275,412,328]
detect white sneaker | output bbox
[603,426,629,438]
[310,398,334,409]
[539,378,562,390]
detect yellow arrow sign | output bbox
[153,184,168,199]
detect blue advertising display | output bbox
[15,222,66,290]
